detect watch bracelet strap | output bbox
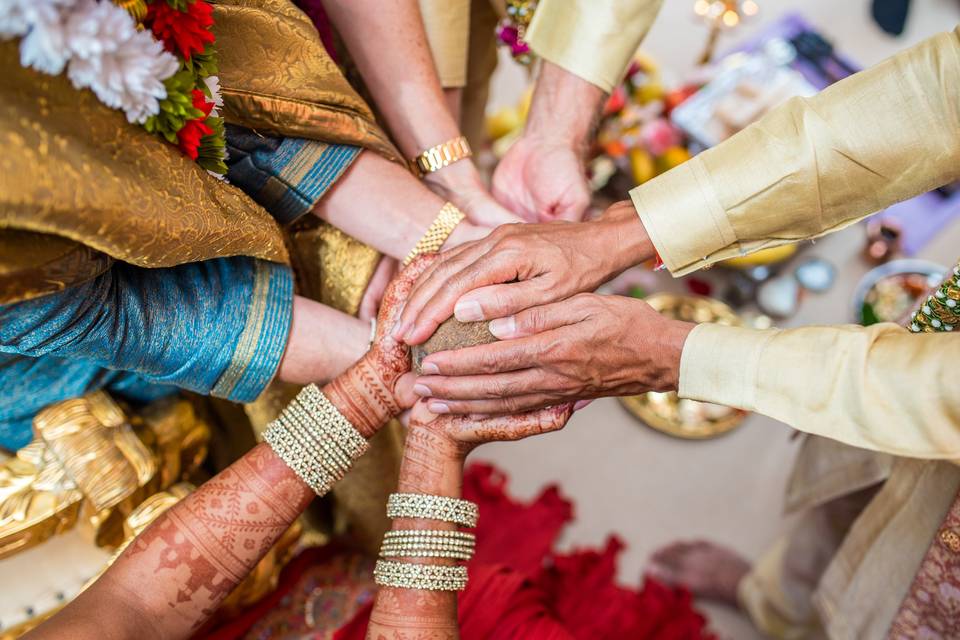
[402,202,465,266]
[411,135,472,177]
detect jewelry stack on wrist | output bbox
[263,384,369,496]
[373,493,479,591]
[402,202,465,266]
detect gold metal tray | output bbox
[618,293,748,439]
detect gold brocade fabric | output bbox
[212,0,402,163]
[0,230,113,305]
[0,43,289,282]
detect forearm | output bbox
[312,152,485,261]
[633,26,960,276]
[526,61,606,154]
[277,295,368,386]
[28,443,314,640]
[366,424,465,639]
[320,0,460,158]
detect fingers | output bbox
[419,335,548,377]
[425,393,561,416]
[393,372,419,410]
[393,239,489,343]
[453,403,573,443]
[376,254,437,337]
[400,242,523,345]
[415,368,550,401]
[486,298,584,339]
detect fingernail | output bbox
[420,361,439,375]
[391,321,407,340]
[488,316,516,339]
[454,299,484,322]
[573,399,594,411]
[413,384,432,397]
[428,401,450,414]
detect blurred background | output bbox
[476,1,960,637]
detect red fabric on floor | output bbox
[336,462,714,640]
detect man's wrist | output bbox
[525,61,606,152]
[596,200,655,274]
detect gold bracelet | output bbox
[403,202,465,266]
[263,384,369,496]
[411,136,472,177]
[373,560,468,591]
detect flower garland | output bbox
[0,0,227,176]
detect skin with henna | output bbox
[24,258,437,640]
[365,401,574,640]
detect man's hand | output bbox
[394,200,652,345]
[492,133,591,222]
[410,293,694,415]
[490,60,606,222]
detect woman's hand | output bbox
[358,256,399,322]
[324,255,438,436]
[406,400,575,461]
[424,160,525,229]
[412,293,694,415]
[394,201,654,346]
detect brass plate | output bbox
[618,294,748,440]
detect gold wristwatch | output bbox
[411,136,473,177]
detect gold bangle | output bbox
[403,202,465,266]
[411,136,472,177]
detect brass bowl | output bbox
[618,293,748,439]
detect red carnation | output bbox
[147,0,215,60]
[177,89,215,160]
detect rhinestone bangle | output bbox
[387,493,479,527]
[263,384,369,496]
[373,560,468,591]
[379,529,476,561]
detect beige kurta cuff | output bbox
[525,0,662,92]
[630,157,737,276]
[419,0,471,87]
[680,322,960,460]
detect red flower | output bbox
[177,89,215,160]
[147,0,215,60]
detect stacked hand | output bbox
[391,202,695,415]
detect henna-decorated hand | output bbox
[324,256,438,437]
[405,400,574,461]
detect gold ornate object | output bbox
[411,136,473,177]
[0,393,211,559]
[618,294,748,439]
[910,264,960,332]
[403,203,465,266]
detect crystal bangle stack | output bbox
[402,202,465,266]
[411,135,472,177]
[374,560,469,591]
[263,384,369,496]
[387,492,479,527]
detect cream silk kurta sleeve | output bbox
[419,0,470,87]
[525,0,663,91]
[629,26,960,459]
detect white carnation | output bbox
[203,74,223,115]
[64,0,178,124]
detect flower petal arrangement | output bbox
[0,0,227,176]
